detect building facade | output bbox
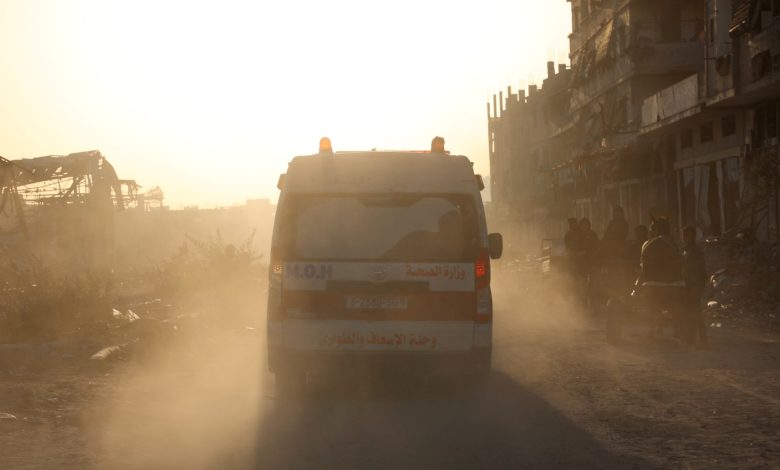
[489,0,780,245]
[488,62,573,244]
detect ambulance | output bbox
[267,138,502,386]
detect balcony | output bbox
[704,24,780,108]
[631,41,704,76]
[570,41,704,112]
[641,73,703,133]
[738,21,780,98]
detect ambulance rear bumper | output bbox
[267,347,491,376]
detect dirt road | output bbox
[1,275,779,469]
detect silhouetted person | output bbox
[734,228,755,263]
[436,210,465,258]
[564,217,579,253]
[595,207,631,305]
[383,211,463,261]
[640,218,687,342]
[640,218,681,284]
[602,206,629,261]
[682,226,708,347]
[575,217,599,308]
[564,217,579,275]
[577,218,599,267]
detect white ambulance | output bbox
[267,138,502,387]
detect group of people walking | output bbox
[563,207,709,347]
[564,207,643,304]
[564,207,650,274]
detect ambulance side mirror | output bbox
[488,233,503,259]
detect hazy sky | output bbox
[0,0,571,207]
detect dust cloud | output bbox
[1,191,278,468]
[89,320,268,470]
[1,196,637,469]
[490,238,590,333]
[83,229,595,470]
[84,236,273,469]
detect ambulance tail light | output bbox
[475,248,490,288]
[475,248,492,323]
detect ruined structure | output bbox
[489,0,780,243]
[0,148,270,275]
[0,150,138,269]
[488,63,573,242]
[641,0,780,241]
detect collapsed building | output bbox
[0,148,273,277]
[0,150,142,270]
[489,0,780,244]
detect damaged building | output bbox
[0,149,273,274]
[641,0,780,241]
[488,61,574,243]
[489,0,780,244]
[0,150,141,270]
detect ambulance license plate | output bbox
[346,296,408,310]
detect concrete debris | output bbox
[112,309,140,324]
[90,345,125,361]
[710,271,729,290]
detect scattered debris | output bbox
[0,413,17,420]
[702,237,780,330]
[112,308,140,325]
[91,345,126,361]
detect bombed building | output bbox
[0,150,274,273]
[489,0,780,244]
[0,150,138,270]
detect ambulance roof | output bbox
[283,152,479,194]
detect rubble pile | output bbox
[0,231,266,366]
[703,235,780,331]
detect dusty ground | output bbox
[1,271,779,469]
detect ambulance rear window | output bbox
[280,193,479,262]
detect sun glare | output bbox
[0,0,570,207]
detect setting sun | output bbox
[0,0,569,206]
[0,0,570,207]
